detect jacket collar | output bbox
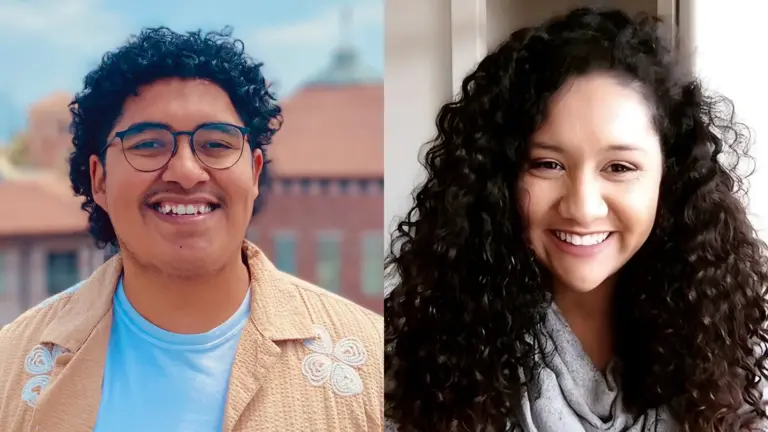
[31,241,318,431]
[40,240,316,350]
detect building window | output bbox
[46,251,79,296]
[361,233,384,296]
[316,232,342,293]
[299,178,312,193]
[279,178,292,194]
[274,231,298,274]
[338,179,350,194]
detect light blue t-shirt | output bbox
[94,278,251,432]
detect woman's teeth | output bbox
[554,231,610,246]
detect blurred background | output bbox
[0,0,384,324]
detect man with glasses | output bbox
[0,27,383,432]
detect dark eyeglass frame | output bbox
[101,122,251,173]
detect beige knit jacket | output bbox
[0,241,383,431]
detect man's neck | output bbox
[120,253,251,334]
[553,277,615,372]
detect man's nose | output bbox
[160,136,210,188]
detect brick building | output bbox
[249,42,383,313]
[0,41,383,325]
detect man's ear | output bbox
[251,148,264,196]
[90,155,108,213]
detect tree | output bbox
[6,131,28,166]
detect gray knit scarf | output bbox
[511,305,676,431]
[384,304,676,432]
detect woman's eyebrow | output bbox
[530,141,648,154]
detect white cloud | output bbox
[0,0,129,55]
[250,1,382,47]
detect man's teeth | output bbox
[554,231,610,246]
[156,203,214,215]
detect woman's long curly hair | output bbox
[385,7,768,432]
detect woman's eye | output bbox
[530,160,562,170]
[607,163,635,173]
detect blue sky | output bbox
[0,0,383,142]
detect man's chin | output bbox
[157,255,221,278]
[153,231,216,250]
[135,240,217,270]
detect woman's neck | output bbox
[553,277,616,372]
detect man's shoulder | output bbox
[0,282,84,416]
[278,271,383,332]
[0,282,84,357]
[275,272,383,419]
[276,272,383,366]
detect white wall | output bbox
[693,1,768,236]
[383,0,454,242]
[384,0,492,252]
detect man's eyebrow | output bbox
[122,121,173,131]
[121,121,243,132]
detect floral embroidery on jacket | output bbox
[301,324,367,396]
[21,344,67,407]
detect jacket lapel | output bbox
[28,311,113,431]
[222,320,282,432]
[27,256,122,431]
[223,242,316,430]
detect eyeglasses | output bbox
[102,122,250,172]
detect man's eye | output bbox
[132,141,163,149]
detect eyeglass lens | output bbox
[120,124,245,171]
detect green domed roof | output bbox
[305,45,380,87]
[302,5,381,88]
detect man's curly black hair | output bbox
[385,7,768,432]
[68,26,282,249]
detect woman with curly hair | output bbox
[385,7,768,432]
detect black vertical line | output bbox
[675,0,681,43]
